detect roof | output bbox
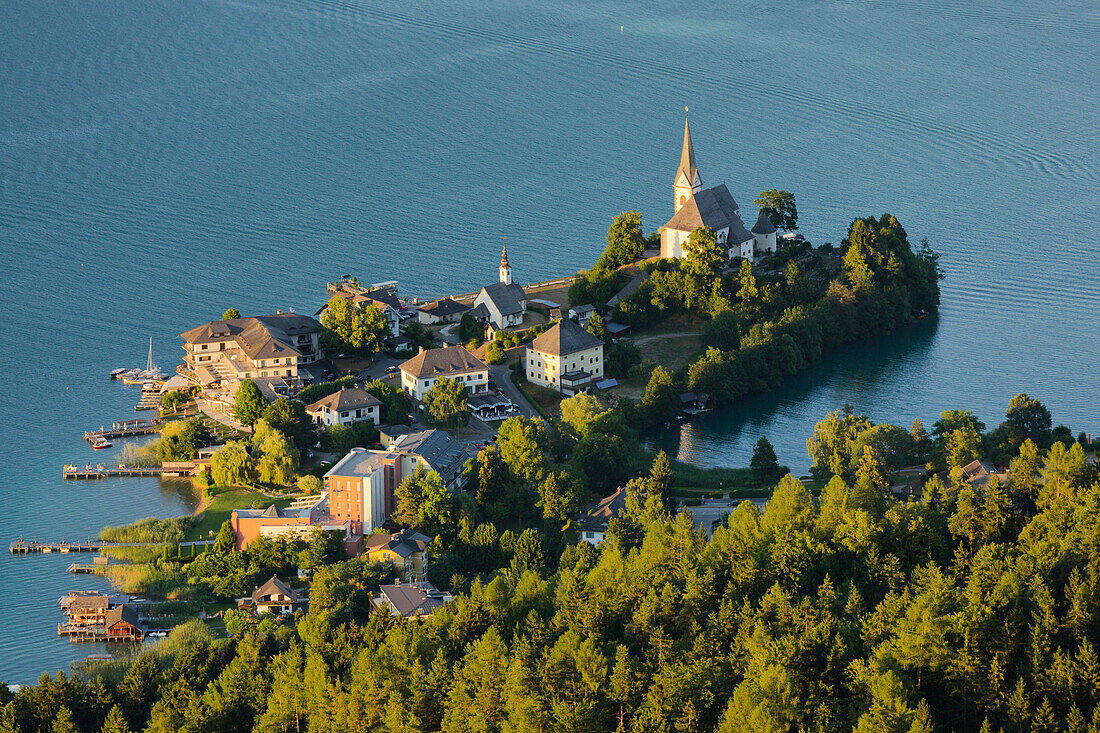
[570,304,595,315]
[180,314,321,361]
[418,298,469,317]
[400,345,487,379]
[105,604,144,630]
[676,116,699,187]
[468,392,511,410]
[752,210,778,235]
[365,529,431,558]
[468,303,491,321]
[233,496,323,520]
[351,291,402,312]
[530,319,603,357]
[580,486,630,534]
[392,430,467,481]
[374,582,449,617]
[69,595,110,610]
[664,184,752,245]
[479,282,527,316]
[252,576,299,604]
[607,271,649,307]
[305,387,381,414]
[605,322,631,335]
[594,378,619,390]
[325,448,396,479]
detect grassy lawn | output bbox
[185,487,292,542]
[636,334,703,372]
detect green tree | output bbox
[234,379,268,427]
[262,397,314,451]
[538,471,581,522]
[307,528,346,568]
[210,440,253,486]
[596,211,645,272]
[648,450,674,507]
[485,341,506,364]
[222,308,241,320]
[682,226,725,285]
[253,419,299,485]
[750,437,784,485]
[321,295,389,354]
[497,417,549,485]
[754,189,798,231]
[559,393,608,438]
[843,219,879,290]
[642,366,680,424]
[216,519,236,552]
[424,377,469,434]
[101,705,132,733]
[459,312,482,343]
[297,474,322,494]
[585,313,609,342]
[1002,392,1053,449]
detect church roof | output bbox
[664,184,753,244]
[480,282,527,317]
[676,117,699,187]
[751,210,778,235]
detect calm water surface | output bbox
[2,0,1098,682]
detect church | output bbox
[659,115,777,262]
[473,245,527,329]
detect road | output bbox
[490,365,536,418]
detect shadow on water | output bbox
[647,317,941,474]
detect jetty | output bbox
[83,418,159,443]
[11,539,118,554]
[63,464,164,479]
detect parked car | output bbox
[385,365,398,374]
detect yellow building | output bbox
[526,319,604,395]
[364,529,432,581]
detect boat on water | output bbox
[110,368,128,379]
[91,436,112,450]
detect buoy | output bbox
[620,26,624,31]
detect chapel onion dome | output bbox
[751,210,778,235]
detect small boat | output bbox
[147,630,168,638]
[91,436,112,450]
[110,368,128,379]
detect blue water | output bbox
[2,0,1098,682]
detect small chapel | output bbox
[659,114,777,262]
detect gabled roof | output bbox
[530,319,603,357]
[479,282,527,316]
[105,604,144,630]
[180,314,321,361]
[418,298,469,317]
[664,184,752,245]
[365,528,431,558]
[374,582,449,617]
[751,210,778,235]
[468,303,491,321]
[580,486,630,534]
[393,430,466,481]
[305,387,381,414]
[69,594,110,610]
[676,116,699,187]
[400,345,487,379]
[252,576,298,603]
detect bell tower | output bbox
[674,108,702,213]
[499,239,512,286]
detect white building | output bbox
[398,344,489,401]
[659,115,777,261]
[416,297,469,325]
[526,319,604,395]
[579,486,629,546]
[474,246,527,329]
[305,387,381,427]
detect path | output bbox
[197,399,250,433]
[632,331,702,346]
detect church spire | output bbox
[673,107,702,213]
[499,238,512,286]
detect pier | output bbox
[11,539,149,554]
[63,465,164,479]
[83,418,160,443]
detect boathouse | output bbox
[104,605,145,640]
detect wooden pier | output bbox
[83,418,160,443]
[11,539,147,554]
[63,464,164,480]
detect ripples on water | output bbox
[1,0,1098,682]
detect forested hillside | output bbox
[5,402,1100,733]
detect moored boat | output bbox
[110,368,127,379]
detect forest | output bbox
[5,395,1100,733]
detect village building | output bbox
[372,581,452,620]
[526,319,604,395]
[958,459,1010,491]
[66,594,110,626]
[399,344,489,401]
[323,448,402,535]
[417,297,469,325]
[473,246,527,328]
[659,115,777,261]
[388,429,468,490]
[579,486,630,546]
[104,605,145,640]
[250,576,300,615]
[364,529,432,581]
[305,387,381,427]
[180,313,323,396]
[230,496,329,551]
[569,304,596,325]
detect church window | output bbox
[679,195,686,206]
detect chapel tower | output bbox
[674,110,702,213]
[499,242,512,286]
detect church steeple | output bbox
[499,239,512,286]
[674,108,702,213]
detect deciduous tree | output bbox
[754,189,798,231]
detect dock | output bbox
[83,418,159,443]
[11,539,149,554]
[63,465,164,480]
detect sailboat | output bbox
[138,337,166,382]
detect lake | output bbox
[1,0,1097,682]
